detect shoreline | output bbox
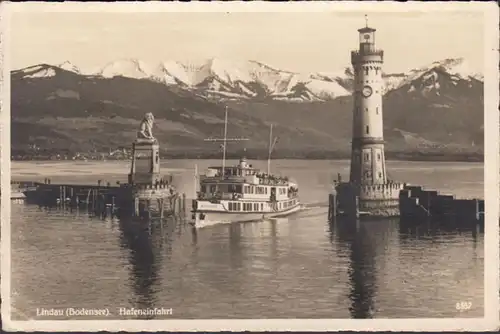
[11,155,484,163]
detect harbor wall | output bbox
[399,185,484,224]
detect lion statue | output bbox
[137,112,155,140]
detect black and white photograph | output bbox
[1,1,499,332]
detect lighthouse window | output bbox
[364,67,369,75]
[366,126,369,134]
[378,172,382,178]
[365,107,368,112]
[376,107,379,114]
[377,153,381,161]
[365,153,370,161]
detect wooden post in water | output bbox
[182,193,186,215]
[146,199,152,220]
[159,198,164,219]
[177,195,182,216]
[355,196,360,218]
[328,193,337,221]
[475,198,479,221]
[134,197,139,217]
[85,189,91,207]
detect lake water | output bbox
[10,159,484,319]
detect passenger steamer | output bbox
[191,110,301,228]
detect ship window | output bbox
[210,185,216,193]
[260,203,264,210]
[237,203,241,211]
[254,203,258,211]
[236,185,242,193]
[265,188,268,194]
[201,185,206,193]
[366,126,369,134]
[229,202,233,211]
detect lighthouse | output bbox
[350,18,386,185]
[333,18,403,218]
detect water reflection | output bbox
[11,201,484,319]
[330,217,483,319]
[118,218,164,318]
[332,218,381,318]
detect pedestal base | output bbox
[334,181,404,218]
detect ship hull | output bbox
[191,203,302,229]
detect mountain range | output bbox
[11,57,484,160]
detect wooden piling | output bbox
[177,195,182,216]
[134,197,139,217]
[328,193,337,221]
[159,198,164,219]
[182,193,186,215]
[355,196,360,218]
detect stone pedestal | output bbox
[128,138,160,185]
[336,181,403,218]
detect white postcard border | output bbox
[1,1,498,332]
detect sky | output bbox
[9,9,485,74]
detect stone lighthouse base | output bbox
[333,181,404,218]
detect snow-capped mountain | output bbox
[11,56,484,157]
[13,57,483,103]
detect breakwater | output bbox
[18,179,187,220]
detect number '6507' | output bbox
[456,302,472,311]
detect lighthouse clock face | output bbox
[362,85,373,98]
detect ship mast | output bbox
[204,106,249,178]
[267,124,278,175]
[222,107,228,172]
